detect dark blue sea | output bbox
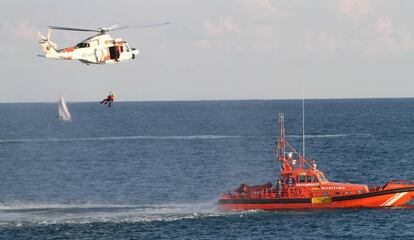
[0,99,413,239]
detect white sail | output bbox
[58,95,72,121]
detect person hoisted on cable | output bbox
[100,92,115,108]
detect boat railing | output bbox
[368,185,383,192]
[226,188,286,199]
[387,180,414,185]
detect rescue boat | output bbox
[218,113,414,210]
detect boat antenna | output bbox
[302,80,305,162]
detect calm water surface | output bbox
[0,99,413,239]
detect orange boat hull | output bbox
[219,187,414,210]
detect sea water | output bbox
[0,99,413,239]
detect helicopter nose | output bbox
[131,48,139,59]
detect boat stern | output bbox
[383,180,414,190]
[379,180,414,207]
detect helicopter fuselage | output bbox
[40,34,139,65]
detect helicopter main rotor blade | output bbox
[131,22,170,29]
[108,25,129,31]
[46,23,169,34]
[106,24,120,31]
[48,26,98,32]
[100,24,129,32]
[102,23,169,32]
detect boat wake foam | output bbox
[0,201,233,226]
[0,135,241,144]
[0,134,371,144]
[287,133,372,138]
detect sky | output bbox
[0,0,413,102]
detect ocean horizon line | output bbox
[0,96,413,104]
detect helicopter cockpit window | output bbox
[124,44,131,52]
[76,43,90,48]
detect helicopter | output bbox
[37,23,168,65]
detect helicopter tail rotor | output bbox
[37,32,47,43]
[37,29,58,55]
[47,28,52,40]
[37,29,52,43]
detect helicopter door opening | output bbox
[108,46,120,60]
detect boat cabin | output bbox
[277,155,368,198]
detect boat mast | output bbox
[277,113,293,171]
[277,113,285,161]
